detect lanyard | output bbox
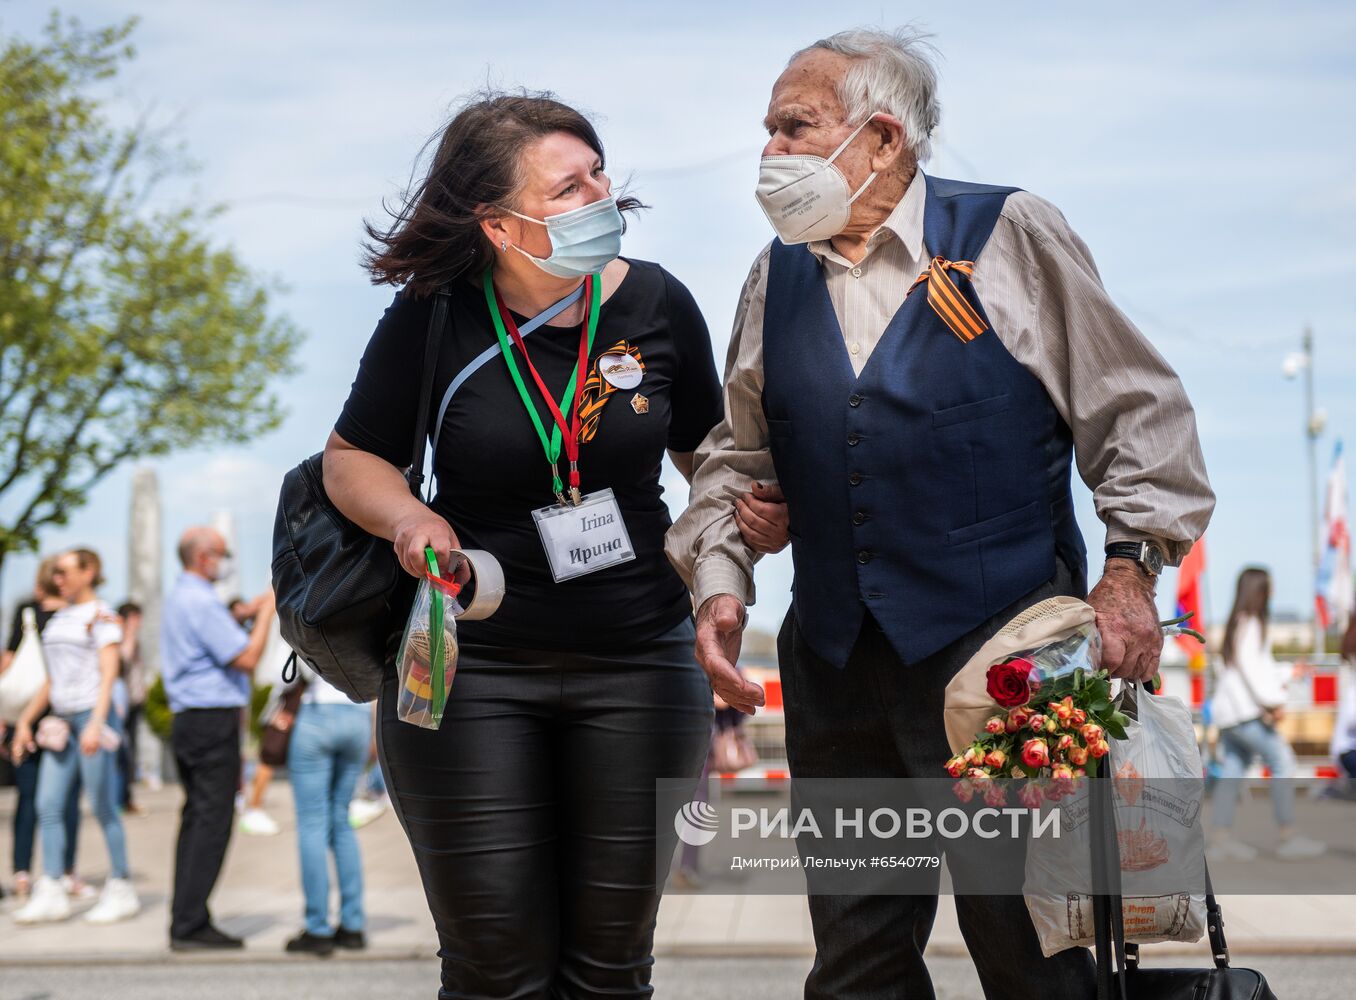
[484,269,601,504]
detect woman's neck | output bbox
[490,257,587,321]
[69,589,96,605]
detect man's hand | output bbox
[694,595,765,715]
[392,510,462,579]
[735,481,791,554]
[1087,560,1162,682]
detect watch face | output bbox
[1144,546,1165,575]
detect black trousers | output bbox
[378,619,712,1000]
[170,707,241,939]
[119,704,142,807]
[778,561,1096,1000]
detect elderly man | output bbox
[666,27,1214,1000]
[162,526,275,951]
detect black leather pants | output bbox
[377,619,712,1000]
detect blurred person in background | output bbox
[1331,614,1356,792]
[1208,567,1325,861]
[1,557,83,901]
[10,548,139,924]
[228,595,283,838]
[277,664,371,956]
[162,527,275,950]
[115,602,148,817]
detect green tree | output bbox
[0,13,300,576]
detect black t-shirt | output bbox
[6,600,55,653]
[335,259,722,651]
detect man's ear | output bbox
[868,114,908,173]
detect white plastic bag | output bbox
[0,607,47,724]
[1024,684,1208,955]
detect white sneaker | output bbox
[238,808,281,836]
[13,876,71,924]
[84,877,141,924]
[349,797,388,829]
[1276,835,1325,860]
[1206,838,1258,862]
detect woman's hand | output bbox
[735,481,790,554]
[392,508,462,579]
[11,721,34,764]
[79,721,102,756]
[273,709,295,733]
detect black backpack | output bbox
[271,289,449,702]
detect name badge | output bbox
[531,488,637,582]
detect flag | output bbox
[1175,536,1207,667]
[1316,440,1352,634]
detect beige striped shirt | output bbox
[665,170,1215,611]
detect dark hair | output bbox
[117,602,142,619]
[34,556,61,600]
[363,90,644,297]
[1221,566,1271,665]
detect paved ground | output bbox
[2,781,1354,973]
[4,955,1356,1000]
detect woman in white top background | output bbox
[10,548,141,924]
[1208,566,1325,861]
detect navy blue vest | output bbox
[762,174,1087,669]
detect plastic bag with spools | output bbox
[394,548,463,730]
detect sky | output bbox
[1,0,1354,643]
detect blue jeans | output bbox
[13,745,81,875]
[1212,717,1296,829]
[289,702,369,935]
[36,709,129,879]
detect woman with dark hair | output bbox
[1,556,83,902]
[323,91,784,997]
[1207,566,1324,861]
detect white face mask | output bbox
[755,113,884,244]
[507,195,623,278]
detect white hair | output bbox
[792,26,942,163]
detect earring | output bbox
[501,240,507,251]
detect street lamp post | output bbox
[1284,328,1326,653]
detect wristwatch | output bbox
[1104,541,1165,577]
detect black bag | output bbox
[271,288,449,703]
[1091,760,1279,1000]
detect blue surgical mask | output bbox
[507,196,623,278]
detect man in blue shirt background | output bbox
[162,525,274,951]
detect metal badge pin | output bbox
[630,392,649,414]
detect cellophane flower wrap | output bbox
[944,618,1131,806]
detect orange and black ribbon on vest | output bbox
[907,255,988,343]
[577,340,645,444]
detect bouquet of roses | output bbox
[942,607,1201,808]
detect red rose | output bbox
[986,659,1035,708]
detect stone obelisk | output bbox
[127,465,165,785]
